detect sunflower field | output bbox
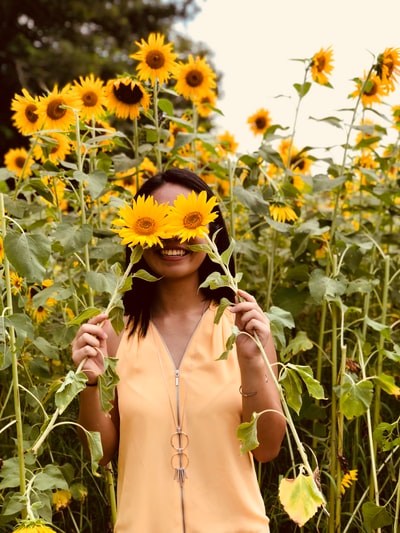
[1,34,399,532]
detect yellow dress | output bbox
[114,304,270,533]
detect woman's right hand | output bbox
[71,313,109,385]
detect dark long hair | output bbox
[122,168,236,337]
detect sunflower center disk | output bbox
[114,83,144,104]
[183,212,202,229]
[186,69,204,88]
[146,51,165,69]
[25,104,39,124]
[83,91,98,107]
[135,217,156,235]
[47,98,67,120]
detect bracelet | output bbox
[239,374,269,398]
[239,386,257,397]
[86,381,98,387]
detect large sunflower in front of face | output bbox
[112,195,171,248]
[310,47,334,85]
[174,55,216,102]
[36,84,82,131]
[71,74,107,120]
[131,33,178,86]
[167,190,218,242]
[247,108,271,136]
[11,88,42,135]
[4,147,34,178]
[105,77,150,120]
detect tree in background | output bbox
[0,0,208,159]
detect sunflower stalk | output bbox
[0,193,27,512]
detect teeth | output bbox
[161,249,186,256]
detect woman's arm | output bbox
[72,313,122,464]
[229,289,286,463]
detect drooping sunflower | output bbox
[71,74,107,120]
[247,108,271,136]
[167,190,218,242]
[174,55,216,102]
[36,84,81,131]
[11,88,42,135]
[269,203,298,224]
[112,195,171,248]
[13,520,56,532]
[105,77,150,120]
[310,47,334,85]
[340,469,358,495]
[375,47,400,92]
[131,33,178,86]
[33,132,71,163]
[52,489,72,511]
[4,147,34,178]
[350,72,386,107]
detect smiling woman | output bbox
[71,167,286,532]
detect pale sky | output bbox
[177,0,400,154]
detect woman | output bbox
[72,168,286,532]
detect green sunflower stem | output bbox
[153,80,162,171]
[0,193,26,512]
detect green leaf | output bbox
[158,97,174,115]
[373,422,400,451]
[33,464,68,491]
[309,269,347,304]
[293,81,311,97]
[336,375,374,419]
[85,430,103,476]
[287,364,325,400]
[280,366,303,414]
[4,230,51,282]
[55,370,88,414]
[53,222,93,254]
[365,316,391,340]
[199,271,232,291]
[362,502,392,531]
[279,472,326,527]
[220,239,236,266]
[214,298,233,324]
[373,373,400,396]
[283,331,313,360]
[217,326,239,360]
[312,174,347,192]
[237,411,262,453]
[109,305,125,335]
[133,269,160,282]
[98,357,120,413]
[68,307,102,326]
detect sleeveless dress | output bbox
[114,304,270,533]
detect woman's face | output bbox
[141,183,208,280]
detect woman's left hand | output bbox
[229,288,273,365]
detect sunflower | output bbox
[340,469,358,495]
[269,203,298,223]
[71,74,107,120]
[375,47,400,92]
[11,88,42,135]
[195,89,217,117]
[217,131,239,155]
[310,47,334,85]
[52,489,72,511]
[247,108,271,136]
[131,33,178,86]
[174,55,216,102]
[105,77,150,120]
[167,190,218,242]
[36,84,81,131]
[4,147,34,178]
[13,520,56,532]
[33,132,71,163]
[112,195,171,248]
[0,236,4,264]
[350,72,386,107]
[10,271,24,295]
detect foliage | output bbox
[1,33,400,533]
